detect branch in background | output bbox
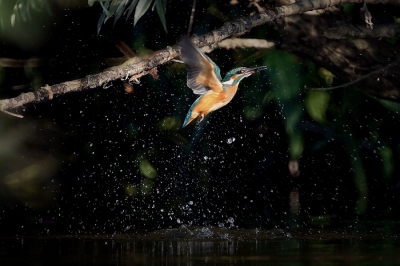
[307,59,400,91]
[324,24,400,39]
[217,38,275,50]
[249,0,265,14]
[0,0,397,116]
[188,0,197,35]
[201,38,275,53]
[115,40,136,59]
[0,57,43,68]
[0,109,24,118]
[360,1,374,29]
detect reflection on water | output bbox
[1,227,400,265]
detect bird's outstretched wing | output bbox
[179,36,223,95]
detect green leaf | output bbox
[386,36,398,45]
[99,0,112,16]
[108,0,124,17]
[265,51,302,132]
[379,146,394,181]
[113,0,127,25]
[139,159,157,179]
[346,143,368,214]
[243,106,261,121]
[288,133,304,159]
[97,1,110,35]
[158,116,178,130]
[264,51,304,159]
[125,0,139,21]
[134,0,153,26]
[14,1,23,24]
[262,91,274,105]
[318,67,335,85]
[342,3,355,15]
[305,90,330,124]
[88,0,96,6]
[368,94,400,113]
[30,0,42,12]
[27,2,31,20]
[155,0,167,32]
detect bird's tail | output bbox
[182,112,196,127]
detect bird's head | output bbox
[222,66,267,86]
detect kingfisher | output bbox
[179,36,267,127]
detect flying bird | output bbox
[179,36,267,127]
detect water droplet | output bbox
[227,137,236,144]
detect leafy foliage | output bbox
[0,0,50,28]
[89,0,167,34]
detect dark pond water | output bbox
[1,226,399,265]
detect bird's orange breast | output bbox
[223,85,239,103]
[192,85,239,115]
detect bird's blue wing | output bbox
[179,36,223,95]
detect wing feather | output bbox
[179,36,223,95]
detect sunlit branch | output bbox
[216,38,275,50]
[201,38,275,53]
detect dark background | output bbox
[0,0,399,235]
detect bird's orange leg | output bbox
[199,113,205,122]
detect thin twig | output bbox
[172,59,184,64]
[360,1,374,29]
[307,60,400,91]
[188,0,197,35]
[0,109,24,118]
[115,40,136,59]
[249,0,265,13]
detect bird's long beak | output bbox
[244,66,268,75]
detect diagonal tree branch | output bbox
[0,0,398,116]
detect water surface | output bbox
[1,226,399,265]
